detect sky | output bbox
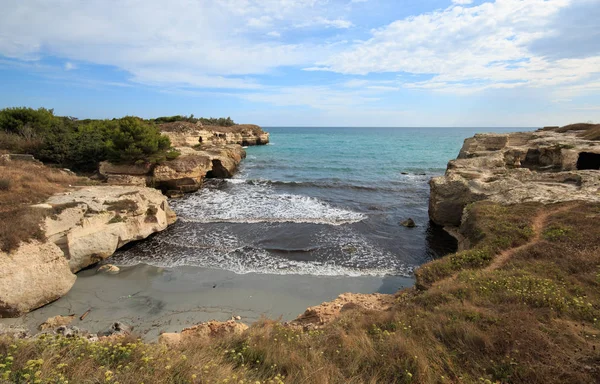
[0,0,599,127]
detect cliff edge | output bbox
[429,124,600,227]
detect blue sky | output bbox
[0,0,599,127]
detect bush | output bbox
[103,117,171,164]
[0,108,175,171]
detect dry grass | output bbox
[0,161,85,252]
[160,121,265,135]
[2,201,600,383]
[542,123,600,141]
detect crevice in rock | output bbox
[205,159,231,178]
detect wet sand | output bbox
[1,264,413,340]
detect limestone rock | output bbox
[98,264,120,274]
[44,186,176,272]
[153,154,211,193]
[289,293,396,329]
[429,127,600,227]
[39,315,75,331]
[99,162,153,176]
[160,122,269,146]
[159,320,248,347]
[0,241,76,317]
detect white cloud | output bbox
[314,0,600,96]
[64,62,76,71]
[295,17,354,29]
[266,31,282,38]
[452,0,473,4]
[0,0,339,88]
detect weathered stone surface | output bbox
[289,293,396,329]
[0,241,76,317]
[98,144,246,192]
[159,320,248,347]
[105,174,148,187]
[153,154,212,193]
[429,129,600,227]
[45,186,176,272]
[160,122,269,146]
[99,162,153,176]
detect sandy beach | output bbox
[1,264,413,340]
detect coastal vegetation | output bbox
[2,200,599,383]
[0,108,239,172]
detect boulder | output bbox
[44,186,176,272]
[98,264,120,274]
[429,128,600,227]
[0,241,76,317]
[400,218,416,228]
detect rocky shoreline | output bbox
[0,124,269,317]
[429,125,600,228]
[1,124,599,383]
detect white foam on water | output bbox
[171,183,366,226]
[224,178,247,184]
[111,225,414,277]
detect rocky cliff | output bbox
[0,185,176,317]
[429,124,600,227]
[160,121,269,146]
[99,123,256,195]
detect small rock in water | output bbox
[39,315,75,331]
[400,218,416,228]
[98,264,120,274]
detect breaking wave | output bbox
[171,183,366,225]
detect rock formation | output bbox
[1,185,176,317]
[429,124,600,227]
[44,186,176,272]
[289,292,396,329]
[0,241,76,317]
[99,123,254,194]
[159,320,248,347]
[160,122,269,146]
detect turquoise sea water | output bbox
[113,127,532,277]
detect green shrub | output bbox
[0,108,174,171]
[104,117,171,164]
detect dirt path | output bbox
[483,203,575,273]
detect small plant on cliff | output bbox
[0,178,10,191]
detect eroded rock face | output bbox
[160,122,269,146]
[159,320,248,347]
[99,144,246,194]
[44,186,177,272]
[429,128,600,227]
[0,241,76,317]
[289,293,396,329]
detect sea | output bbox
[111,127,530,278]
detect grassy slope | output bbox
[0,161,85,252]
[1,201,599,383]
